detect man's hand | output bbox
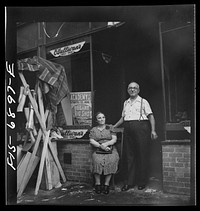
[151,131,158,140]
[106,124,114,129]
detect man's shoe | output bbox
[121,184,131,191]
[138,185,145,190]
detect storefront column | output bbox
[161,139,191,196]
[89,22,94,126]
[37,22,46,58]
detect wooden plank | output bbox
[17,152,31,192]
[26,155,40,182]
[22,155,40,192]
[37,86,46,126]
[24,107,37,136]
[17,92,27,112]
[23,108,35,151]
[17,110,49,197]
[49,141,61,188]
[34,130,50,195]
[48,141,66,183]
[38,85,52,190]
[44,151,53,190]
[18,72,46,134]
[17,146,23,166]
[17,130,43,197]
[37,85,53,190]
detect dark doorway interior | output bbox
[93,24,163,181]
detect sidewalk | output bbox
[17,177,191,206]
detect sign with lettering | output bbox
[50,41,85,57]
[64,129,88,139]
[70,92,92,126]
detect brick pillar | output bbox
[161,140,191,195]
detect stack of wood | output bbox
[17,72,66,197]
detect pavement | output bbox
[17,177,192,206]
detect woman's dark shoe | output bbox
[102,185,110,194]
[121,184,131,191]
[95,185,102,194]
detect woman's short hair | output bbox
[95,111,105,120]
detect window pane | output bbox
[45,22,89,43]
[17,23,38,52]
[46,36,91,92]
[44,22,109,44]
[163,24,194,123]
[71,51,91,92]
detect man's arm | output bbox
[148,114,158,140]
[113,116,124,128]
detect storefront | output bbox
[15,21,128,186]
[12,6,195,198]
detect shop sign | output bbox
[63,129,88,139]
[70,92,92,126]
[50,41,85,57]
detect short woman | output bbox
[89,112,119,194]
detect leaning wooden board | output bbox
[17,152,39,192]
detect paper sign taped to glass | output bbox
[70,92,92,126]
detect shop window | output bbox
[45,22,90,44]
[162,25,194,124]
[47,36,92,127]
[46,37,90,92]
[161,22,194,140]
[17,23,38,53]
[44,22,109,44]
[71,51,91,92]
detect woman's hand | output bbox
[100,143,110,151]
[106,146,111,151]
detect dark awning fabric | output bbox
[17,56,70,113]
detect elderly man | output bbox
[113,81,158,191]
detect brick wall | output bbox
[57,140,93,184]
[162,140,191,195]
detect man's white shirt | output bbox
[122,95,153,121]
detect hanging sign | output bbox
[50,41,85,57]
[70,92,92,126]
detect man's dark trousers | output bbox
[122,120,151,187]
